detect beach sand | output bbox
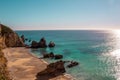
[2,47,72,80]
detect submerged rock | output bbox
[48,41,55,48]
[36,60,66,80]
[43,52,54,58]
[67,61,79,68]
[54,54,63,59]
[0,24,24,48]
[29,39,31,42]
[43,52,63,60]
[25,38,28,41]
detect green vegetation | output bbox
[0,49,11,80]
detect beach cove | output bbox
[3,47,72,80]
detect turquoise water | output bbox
[16,30,120,80]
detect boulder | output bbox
[38,37,47,48]
[36,60,66,80]
[48,41,55,48]
[0,24,24,48]
[67,61,79,68]
[54,54,63,59]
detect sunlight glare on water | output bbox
[110,30,120,80]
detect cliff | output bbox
[0,49,11,80]
[0,24,24,48]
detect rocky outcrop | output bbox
[48,41,55,48]
[0,24,24,48]
[31,37,47,48]
[36,60,65,80]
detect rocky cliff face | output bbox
[0,24,24,48]
[0,49,11,80]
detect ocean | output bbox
[16,30,120,80]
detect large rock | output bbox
[0,24,24,48]
[31,41,39,48]
[36,60,66,80]
[38,37,47,48]
[31,37,47,48]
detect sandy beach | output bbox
[3,47,72,80]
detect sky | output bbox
[0,0,120,30]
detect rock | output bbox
[0,24,24,48]
[36,60,66,80]
[54,54,63,59]
[43,52,63,60]
[21,35,25,43]
[25,38,28,41]
[38,37,47,48]
[43,52,54,58]
[31,38,47,48]
[31,40,39,48]
[67,61,79,68]
[29,39,31,42]
[48,41,55,48]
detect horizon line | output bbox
[15,28,116,31]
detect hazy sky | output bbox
[0,0,120,30]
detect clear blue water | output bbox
[16,30,120,80]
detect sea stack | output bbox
[0,24,24,48]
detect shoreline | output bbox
[3,47,73,80]
[29,49,74,80]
